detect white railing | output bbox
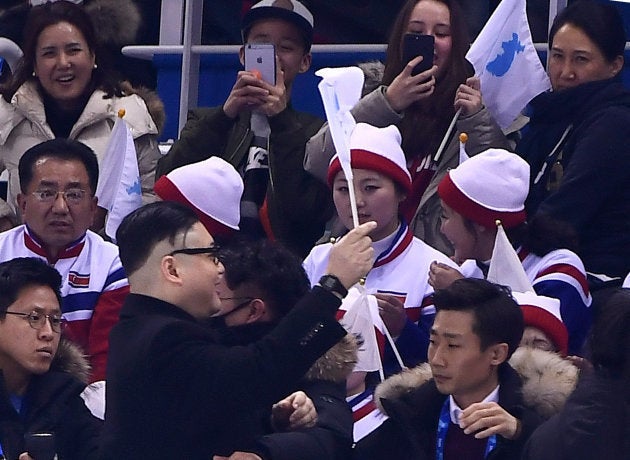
[122,0,569,136]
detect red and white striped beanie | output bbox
[512,291,569,356]
[154,157,243,237]
[327,123,412,194]
[438,148,529,228]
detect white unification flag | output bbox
[316,67,364,227]
[487,222,534,293]
[466,0,551,129]
[339,286,385,377]
[95,115,142,241]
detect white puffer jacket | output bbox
[0,80,161,212]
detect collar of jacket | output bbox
[529,78,630,124]
[374,347,578,421]
[4,80,158,141]
[120,293,198,323]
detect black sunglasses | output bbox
[167,245,222,264]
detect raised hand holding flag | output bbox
[466,0,551,128]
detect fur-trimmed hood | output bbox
[357,60,385,97]
[84,0,141,46]
[0,1,141,48]
[374,347,579,420]
[120,80,166,135]
[50,338,91,384]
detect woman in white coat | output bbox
[0,0,161,226]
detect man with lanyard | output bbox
[353,278,543,460]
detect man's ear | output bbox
[17,193,27,216]
[160,255,182,285]
[299,52,312,74]
[245,298,267,324]
[489,343,509,366]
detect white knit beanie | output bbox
[512,291,568,356]
[327,123,412,194]
[154,157,243,237]
[438,148,529,228]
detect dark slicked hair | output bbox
[549,0,626,63]
[221,238,310,320]
[434,278,524,360]
[19,138,99,194]
[0,257,62,316]
[116,201,200,276]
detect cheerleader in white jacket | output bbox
[304,123,456,374]
[429,148,592,355]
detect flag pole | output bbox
[433,107,462,163]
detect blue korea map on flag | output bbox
[466,0,551,128]
[95,115,142,241]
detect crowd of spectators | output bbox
[0,0,628,459]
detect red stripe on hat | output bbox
[154,176,235,238]
[537,263,590,297]
[437,173,526,228]
[327,150,412,194]
[521,305,569,356]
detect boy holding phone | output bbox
[157,0,333,259]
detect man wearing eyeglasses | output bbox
[100,201,375,459]
[0,138,129,383]
[0,257,101,460]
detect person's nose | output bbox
[429,344,445,367]
[354,187,366,207]
[51,192,70,213]
[57,51,71,68]
[559,61,575,81]
[38,318,55,341]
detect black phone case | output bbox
[24,432,56,460]
[402,33,435,76]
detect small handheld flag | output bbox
[466,0,551,128]
[95,109,143,241]
[487,220,534,293]
[316,67,364,227]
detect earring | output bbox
[93,63,98,69]
[32,71,36,77]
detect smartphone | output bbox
[402,33,435,76]
[24,432,56,460]
[244,43,276,85]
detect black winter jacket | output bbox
[522,369,630,460]
[517,79,630,280]
[0,341,101,460]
